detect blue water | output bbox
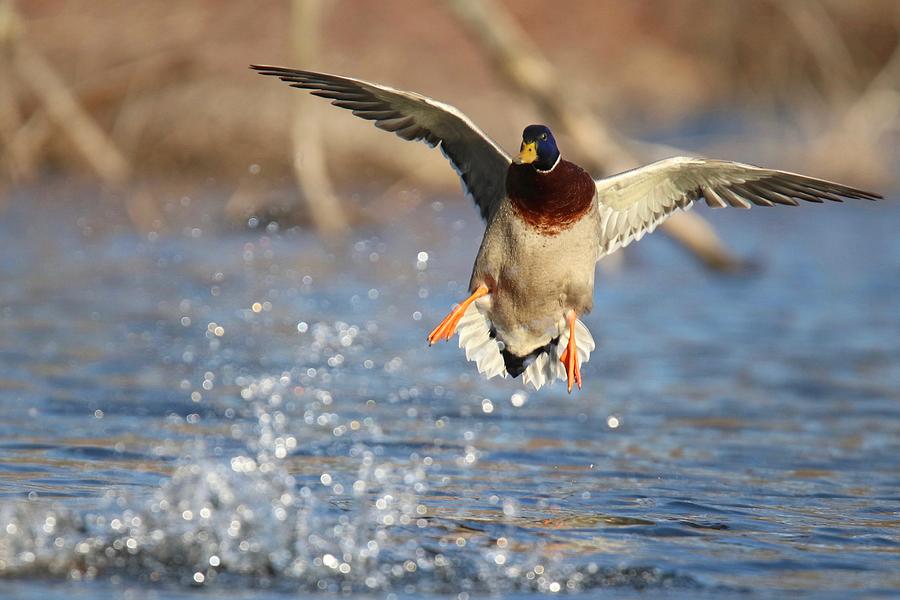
[0,185,898,598]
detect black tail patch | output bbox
[498,337,559,378]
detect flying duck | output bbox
[251,65,881,393]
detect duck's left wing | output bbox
[594,156,881,260]
[252,65,511,222]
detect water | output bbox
[0,185,898,598]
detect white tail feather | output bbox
[456,297,507,379]
[522,317,595,390]
[455,298,595,390]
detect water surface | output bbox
[0,186,898,598]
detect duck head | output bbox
[517,124,561,172]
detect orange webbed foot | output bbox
[427,284,489,345]
[559,311,582,393]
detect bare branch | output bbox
[445,0,743,271]
[289,0,350,236]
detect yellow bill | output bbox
[518,141,537,164]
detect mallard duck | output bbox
[251,65,881,393]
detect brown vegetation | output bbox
[0,0,897,231]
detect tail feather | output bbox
[533,317,595,387]
[455,298,595,390]
[456,297,507,379]
[522,351,553,390]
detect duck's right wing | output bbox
[252,66,511,222]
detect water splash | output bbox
[0,345,697,594]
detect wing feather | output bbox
[252,65,511,221]
[702,185,729,208]
[595,157,880,260]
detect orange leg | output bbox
[427,284,489,345]
[558,310,582,393]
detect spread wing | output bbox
[251,65,511,222]
[595,156,881,259]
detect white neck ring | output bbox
[536,154,561,173]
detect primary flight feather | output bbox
[252,65,881,393]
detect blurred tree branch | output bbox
[0,0,162,231]
[779,1,860,104]
[289,0,349,236]
[3,4,131,185]
[808,34,900,183]
[229,0,351,235]
[0,0,29,182]
[445,0,744,272]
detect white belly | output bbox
[471,199,600,357]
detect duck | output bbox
[251,65,881,393]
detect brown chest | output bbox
[506,160,596,235]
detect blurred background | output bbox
[1,2,899,598]
[1,0,897,234]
